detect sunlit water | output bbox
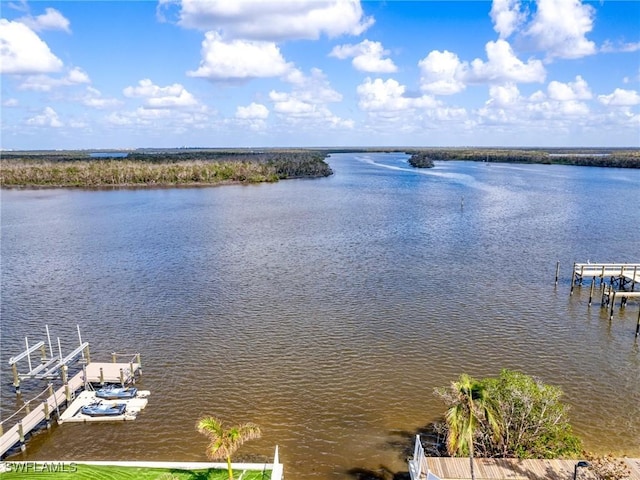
[2,153,639,478]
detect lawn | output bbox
[0,463,271,479]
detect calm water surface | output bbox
[2,153,639,478]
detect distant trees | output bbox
[0,150,333,187]
[405,148,640,168]
[435,370,582,459]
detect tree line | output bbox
[0,150,333,187]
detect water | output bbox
[1,153,639,478]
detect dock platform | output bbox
[1,361,142,459]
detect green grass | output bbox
[0,463,271,479]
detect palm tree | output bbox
[445,374,500,480]
[196,416,262,480]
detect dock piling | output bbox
[570,262,577,295]
[555,261,560,286]
[588,278,595,306]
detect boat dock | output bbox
[58,389,149,423]
[566,262,640,334]
[1,325,144,459]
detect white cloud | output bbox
[83,87,122,109]
[3,98,19,107]
[161,0,373,41]
[188,32,292,81]
[123,79,199,108]
[547,75,591,101]
[418,50,467,95]
[268,68,351,129]
[601,40,640,54]
[26,107,63,127]
[490,0,526,38]
[330,39,397,73]
[487,83,521,108]
[468,40,545,84]
[598,88,640,107]
[357,77,437,113]
[525,0,596,60]
[18,67,91,92]
[18,7,71,33]
[236,102,269,119]
[0,19,64,74]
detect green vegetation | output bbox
[441,374,501,480]
[196,417,262,480]
[0,463,270,479]
[435,370,582,459]
[406,148,640,168]
[0,150,332,188]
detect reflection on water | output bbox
[1,153,640,479]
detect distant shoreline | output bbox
[1,147,638,188]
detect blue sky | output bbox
[1,0,639,150]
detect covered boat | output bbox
[80,402,127,417]
[95,385,138,400]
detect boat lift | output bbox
[8,325,90,393]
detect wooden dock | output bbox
[571,262,640,290]
[0,361,141,459]
[413,457,640,480]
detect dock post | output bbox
[40,343,47,363]
[18,421,26,451]
[588,278,595,306]
[65,384,71,403]
[0,422,3,436]
[84,344,91,364]
[579,264,585,285]
[609,291,616,321]
[112,352,117,363]
[12,363,20,393]
[129,361,135,383]
[570,262,577,295]
[99,367,105,385]
[48,383,54,397]
[555,261,560,286]
[43,401,51,428]
[600,265,605,286]
[120,368,125,387]
[60,365,68,384]
[25,400,31,414]
[633,267,637,292]
[636,308,640,337]
[137,353,142,375]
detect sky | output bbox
[1,0,639,150]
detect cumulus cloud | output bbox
[598,88,640,107]
[0,19,64,74]
[188,32,292,81]
[330,39,397,73]
[83,87,122,109]
[468,39,545,84]
[268,68,351,128]
[236,102,269,119]
[18,67,90,92]
[418,50,467,95]
[357,77,437,112]
[18,7,71,33]
[524,0,596,60]
[26,106,63,127]
[123,79,199,108]
[547,75,591,101]
[490,0,526,38]
[159,0,373,41]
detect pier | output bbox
[566,262,640,335]
[1,326,143,459]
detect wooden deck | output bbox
[573,263,640,284]
[417,457,640,480]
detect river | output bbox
[1,153,639,478]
